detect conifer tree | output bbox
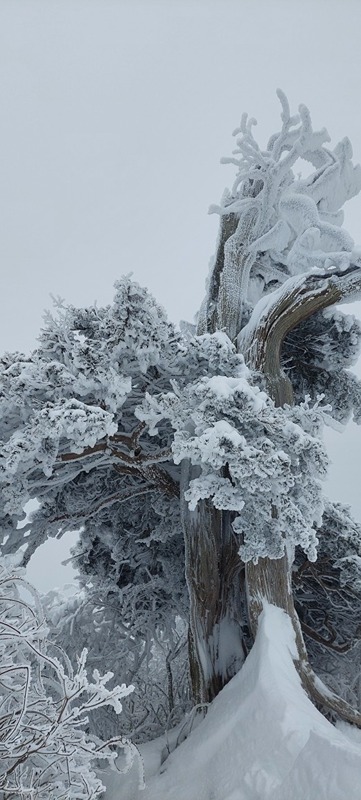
[2,93,361,731]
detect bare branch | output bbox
[46,484,156,525]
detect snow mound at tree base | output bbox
[107,604,361,800]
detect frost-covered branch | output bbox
[140,349,327,564]
[200,90,361,338]
[0,556,138,799]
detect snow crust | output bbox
[106,604,361,800]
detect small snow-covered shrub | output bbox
[42,586,191,743]
[0,555,136,799]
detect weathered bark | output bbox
[241,263,361,726]
[246,553,293,637]
[197,212,238,336]
[197,204,258,339]
[239,264,361,404]
[181,461,245,704]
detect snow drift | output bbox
[107,604,361,800]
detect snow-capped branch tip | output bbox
[276,88,292,126]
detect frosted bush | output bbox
[0,555,137,799]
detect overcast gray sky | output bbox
[1,0,361,590]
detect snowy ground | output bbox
[104,605,361,800]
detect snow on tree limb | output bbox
[0,556,138,799]
[203,91,361,339]
[238,262,361,405]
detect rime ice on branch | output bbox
[200,89,361,339]
[0,556,136,799]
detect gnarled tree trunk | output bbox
[182,213,250,704]
[241,265,361,726]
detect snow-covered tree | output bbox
[42,585,190,743]
[2,92,361,734]
[0,278,193,738]
[0,555,136,799]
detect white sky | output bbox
[1,0,361,590]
